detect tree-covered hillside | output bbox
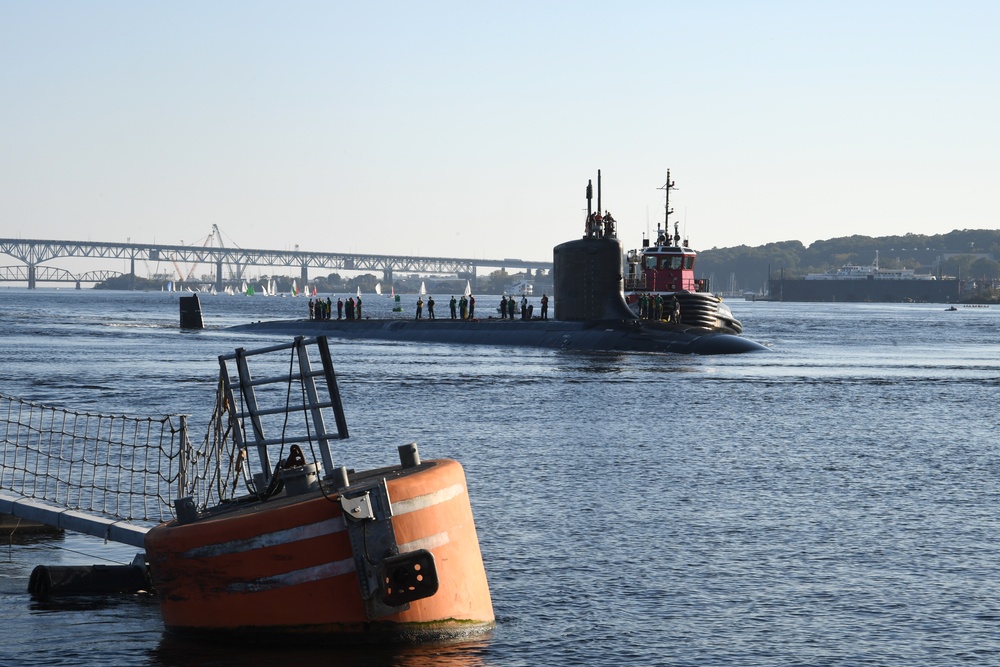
[696,229,1000,291]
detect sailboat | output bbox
[356,286,362,298]
[375,282,382,296]
[419,281,427,296]
[291,280,298,297]
[463,280,472,297]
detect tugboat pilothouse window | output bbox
[645,257,657,269]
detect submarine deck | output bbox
[229,317,767,355]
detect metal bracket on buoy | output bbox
[340,479,408,619]
[339,492,376,522]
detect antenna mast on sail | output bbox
[586,179,593,217]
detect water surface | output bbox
[2,290,999,665]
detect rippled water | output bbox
[2,290,1000,666]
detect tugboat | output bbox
[143,336,494,642]
[623,170,743,334]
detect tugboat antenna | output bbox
[658,170,676,230]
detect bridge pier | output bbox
[300,265,308,289]
[76,281,81,290]
[383,268,393,285]
[27,264,35,290]
[216,260,224,293]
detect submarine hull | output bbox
[229,318,766,355]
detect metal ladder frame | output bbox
[218,336,348,484]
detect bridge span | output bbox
[0,238,552,289]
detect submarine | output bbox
[230,172,767,355]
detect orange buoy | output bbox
[144,336,493,642]
[145,457,493,641]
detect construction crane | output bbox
[172,225,227,283]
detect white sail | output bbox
[357,286,362,298]
[375,283,382,295]
[463,280,471,297]
[419,281,427,295]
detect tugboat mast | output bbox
[657,170,679,246]
[659,170,676,230]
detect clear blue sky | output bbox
[2,1,997,263]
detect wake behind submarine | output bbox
[230,172,766,355]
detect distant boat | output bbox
[375,283,382,295]
[505,280,533,296]
[804,251,936,281]
[390,285,395,299]
[419,281,427,296]
[463,280,472,297]
[291,280,298,297]
[357,286,362,298]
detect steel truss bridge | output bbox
[0,238,552,289]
